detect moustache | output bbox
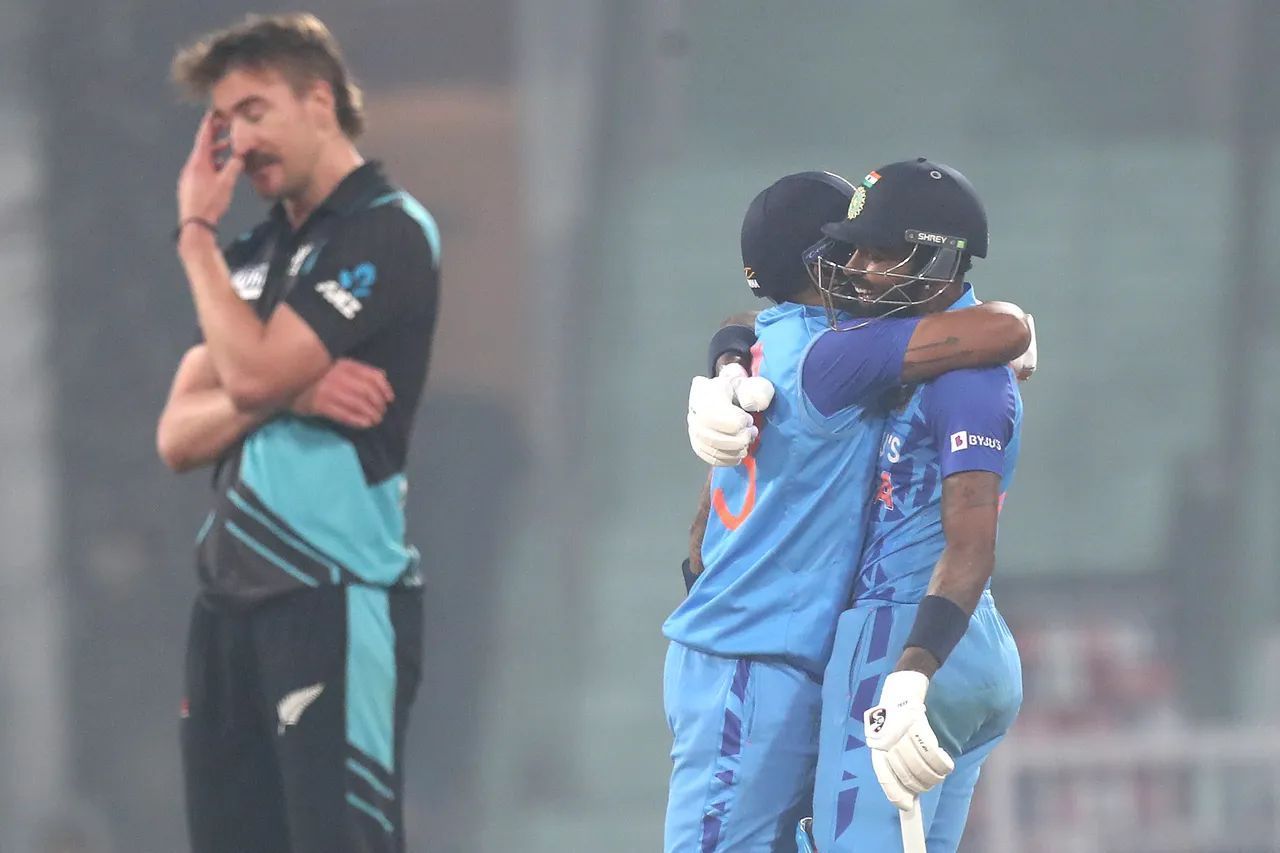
[242,153,279,173]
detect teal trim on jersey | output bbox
[228,488,342,583]
[345,792,394,834]
[224,520,320,588]
[370,191,441,266]
[195,511,215,545]
[346,758,395,800]
[239,418,414,586]
[346,585,396,773]
[300,241,324,276]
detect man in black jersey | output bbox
[156,13,439,852]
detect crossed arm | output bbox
[178,229,338,410]
[156,344,272,473]
[156,343,393,473]
[158,224,399,473]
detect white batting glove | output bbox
[863,671,955,811]
[1010,313,1037,381]
[688,372,756,466]
[718,362,775,413]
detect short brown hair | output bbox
[172,13,364,139]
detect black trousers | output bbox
[182,584,423,853]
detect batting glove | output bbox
[863,671,955,811]
[687,370,756,466]
[718,362,775,413]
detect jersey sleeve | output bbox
[800,317,921,416]
[925,366,1017,478]
[284,210,438,357]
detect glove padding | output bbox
[863,671,955,811]
[720,362,775,413]
[686,363,775,466]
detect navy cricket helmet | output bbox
[740,171,856,302]
[805,158,988,315]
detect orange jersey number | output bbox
[711,413,763,531]
[874,471,894,510]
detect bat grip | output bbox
[899,798,927,853]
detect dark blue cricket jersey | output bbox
[854,285,1023,603]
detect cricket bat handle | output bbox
[899,799,927,853]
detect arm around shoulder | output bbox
[901,302,1030,384]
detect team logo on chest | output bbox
[230,262,267,301]
[288,243,315,277]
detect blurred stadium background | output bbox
[1,1,1279,850]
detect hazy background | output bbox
[2,1,1279,850]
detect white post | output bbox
[0,1,72,847]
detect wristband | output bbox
[904,594,970,667]
[173,217,219,243]
[707,324,757,377]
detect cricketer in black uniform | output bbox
[164,15,441,850]
[180,160,438,851]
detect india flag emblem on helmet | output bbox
[848,186,867,219]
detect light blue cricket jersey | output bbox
[664,302,920,676]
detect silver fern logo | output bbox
[277,683,325,735]
[230,263,268,301]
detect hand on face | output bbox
[177,111,243,226]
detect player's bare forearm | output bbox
[928,471,1000,612]
[177,228,274,395]
[688,473,714,576]
[900,302,1030,384]
[156,387,272,472]
[156,345,273,472]
[895,471,1001,677]
[177,228,330,409]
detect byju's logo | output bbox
[949,430,1002,452]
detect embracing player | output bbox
[667,169,1033,852]
[802,159,1027,852]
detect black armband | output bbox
[904,595,970,667]
[172,217,218,243]
[682,558,698,593]
[707,324,757,377]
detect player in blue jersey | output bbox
[798,159,1028,853]
[666,170,1033,853]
